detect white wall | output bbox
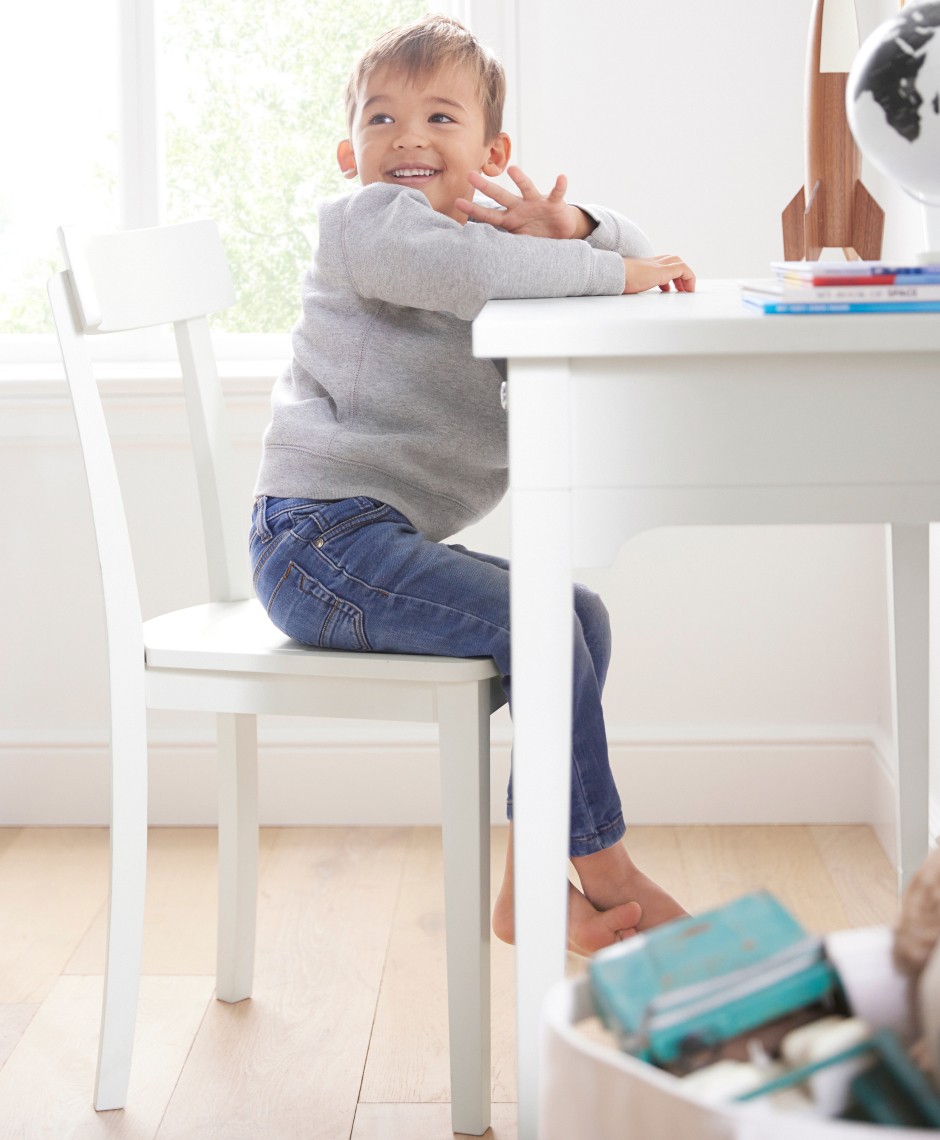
[1,0,932,848]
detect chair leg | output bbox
[437,680,492,1137]
[889,524,931,892]
[94,676,149,1111]
[216,713,259,1003]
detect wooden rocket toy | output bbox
[782,0,885,261]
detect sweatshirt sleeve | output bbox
[336,183,626,321]
[576,203,656,258]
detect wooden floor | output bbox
[0,824,899,1139]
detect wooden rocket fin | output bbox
[782,186,806,260]
[803,179,823,262]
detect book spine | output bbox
[754,284,940,302]
[743,299,940,314]
[771,262,940,278]
[778,275,940,290]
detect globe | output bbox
[846,0,940,207]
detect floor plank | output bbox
[351,1101,518,1139]
[0,827,22,859]
[359,827,452,1105]
[0,824,900,1137]
[0,1003,39,1069]
[360,826,518,1108]
[66,828,280,976]
[0,829,109,1002]
[0,975,212,1139]
[155,827,408,1140]
[809,824,900,929]
[674,824,853,932]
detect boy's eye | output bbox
[429,113,455,123]
[368,114,394,125]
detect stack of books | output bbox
[741,261,940,314]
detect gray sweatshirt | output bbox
[255,181,653,541]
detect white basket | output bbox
[540,927,933,1139]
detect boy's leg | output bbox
[464,553,686,942]
[570,842,688,931]
[563,581,688,930]
[250,496,684,946]
[491,823,642,954]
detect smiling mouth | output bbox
[388,167,441,179]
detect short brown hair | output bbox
[345,14,505,142]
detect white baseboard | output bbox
[0,726,911,859]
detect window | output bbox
[0,2,119,335]
[162,0,429,333]
[3,0,485,344]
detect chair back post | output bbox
[48,271,146,663]
[48,270,150,964]
[174,315,252,602]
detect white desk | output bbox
[472,280,940,1140]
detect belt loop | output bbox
[254,495,272,540]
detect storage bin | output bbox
[540,927,936,1139]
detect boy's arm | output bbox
[338,183,627,321]
[457,166,694,293]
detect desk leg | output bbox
[889,523,931,891]
[507,360,574,1140]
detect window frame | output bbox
[3,0,518,368]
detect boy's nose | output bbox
[394,127,429,148]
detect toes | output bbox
[611,899,642,930]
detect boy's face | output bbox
[338,63,510,223]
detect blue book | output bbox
[742,297,940,315]
[589,891,839,1064]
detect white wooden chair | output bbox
[48,220,505,1136]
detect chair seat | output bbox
[144,598,500,682]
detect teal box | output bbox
[589,890,839,1065]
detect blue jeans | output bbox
[249,495,626,857]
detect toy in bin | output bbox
[589,890,841,1068]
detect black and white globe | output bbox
[847,0,940,206]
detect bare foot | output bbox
[568,887,642,955]
[492,879,641,955]
[573,842,688,932]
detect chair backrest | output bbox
[48,223,251,665]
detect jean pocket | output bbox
[266,561,371,651]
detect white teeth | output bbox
[391,168,436,178]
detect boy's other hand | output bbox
[623,255,696,294]
[455,166,596,239]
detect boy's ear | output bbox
[337,139,358,180]
[481,132,511,177]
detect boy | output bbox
[252,14,692,952]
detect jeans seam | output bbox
[251,528,290,590]
[313,547,510,636]
[270,561,373,651]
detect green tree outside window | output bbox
[164,0,427,333]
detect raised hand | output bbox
[455,165,595,239]
[623,255,696,294]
